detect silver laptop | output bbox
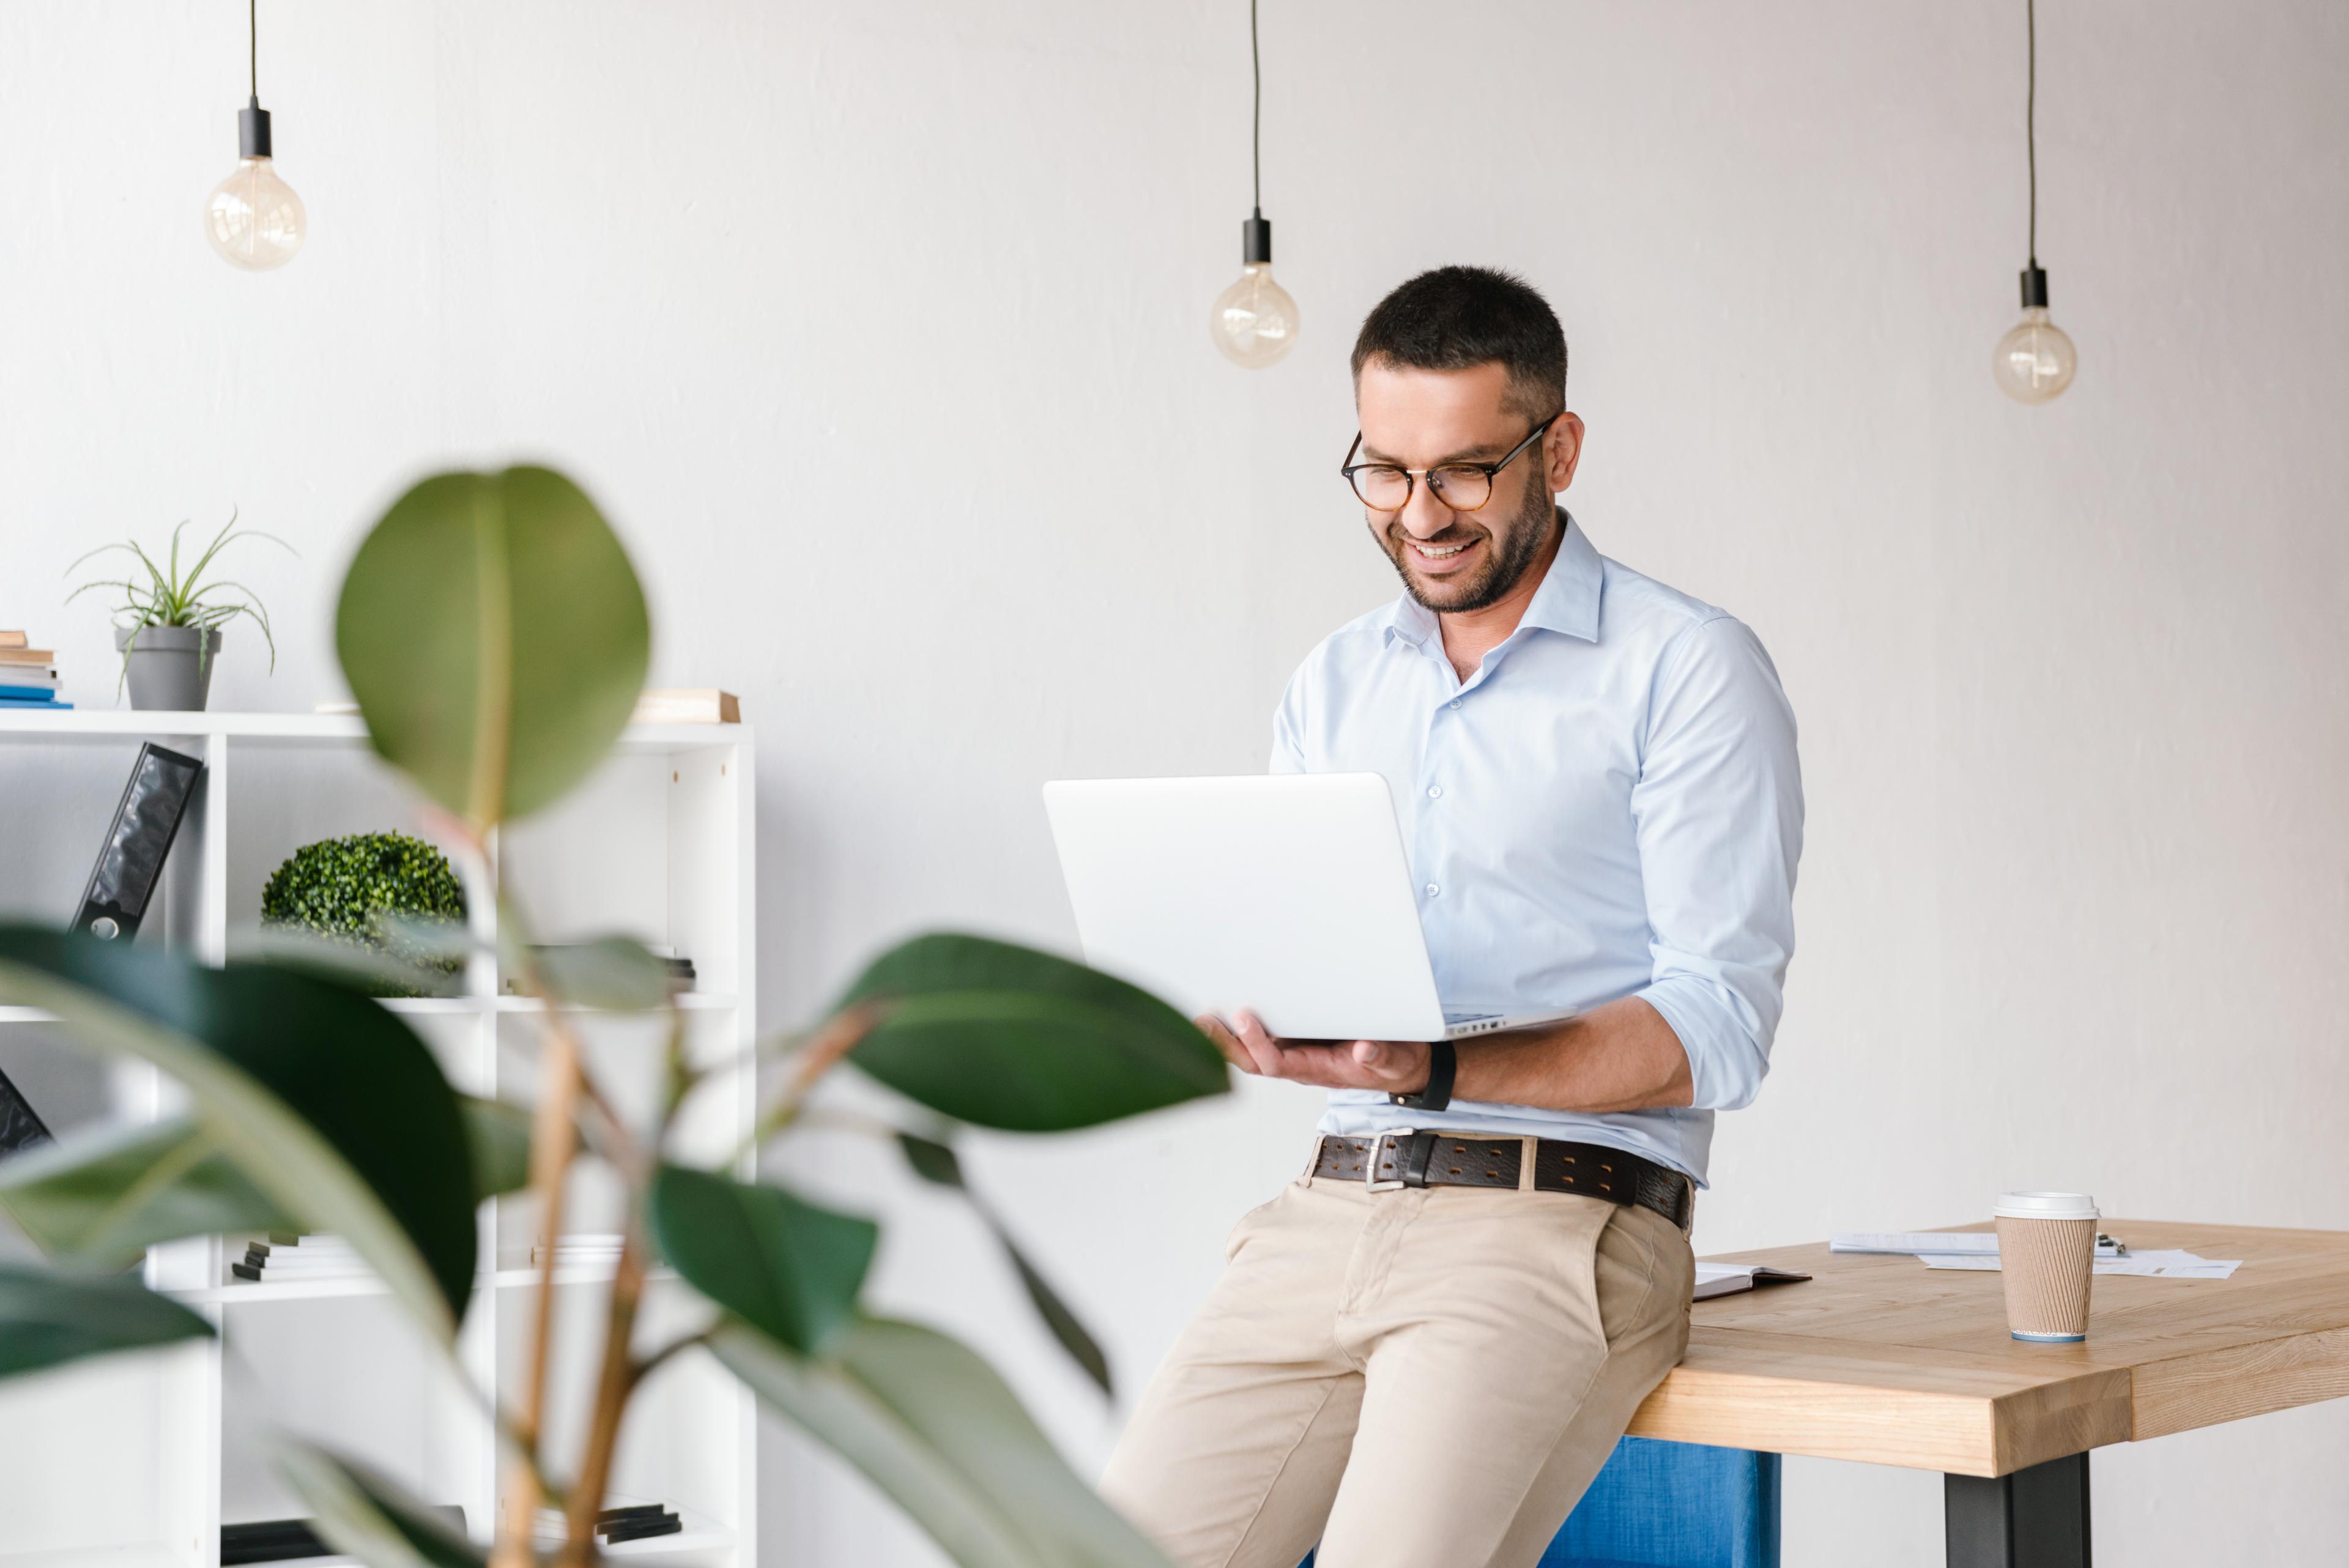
[1043,773,1576,1043]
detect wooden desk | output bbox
[1625,1221,2349,1567]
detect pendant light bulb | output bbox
[209,4,304,271]
[1995,0,2073,403]
[1212,0,1296,369]
[1993,269,2076,403]
[207,100,306,271]
[1211,211,1299,368]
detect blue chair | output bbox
[1542,1437,1779,1568]
[1301,1436,1778,1568]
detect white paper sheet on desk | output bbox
[1918,1249,2241,1279]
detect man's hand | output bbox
[1198,1010,1431,1095]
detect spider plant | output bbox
[67,514,294,690]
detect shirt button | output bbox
[1425,882,1440,897]
[1427,785,1442,800]
[1449,699,1462,710]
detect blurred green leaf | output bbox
[232,923,466,999]
[374,912,484,965]
[0,1096,530,1273]
[529,937,672,1011]
[649,1167,877,1355]
[713,1315,1173,1568]
[273,1439,484,1568]
[0,1118,293,1268]
[897,1133,1111,1396]
[0,929,479,1338]
[897,1131,964,1186]
[335,465,650,830]
[458,1096,532,1200]
[839,934,1226,1132]
[0,1261,214,1381]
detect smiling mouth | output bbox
[1405,536,1477,562]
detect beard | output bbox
[1373,472,1557,615]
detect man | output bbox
[1100,267,1803,1568]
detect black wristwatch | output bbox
[1389,1040,1457,1113]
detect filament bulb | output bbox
[1994,267,2076,404]
[207,96,305,272]
[1211,262,1299,369]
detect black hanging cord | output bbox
[1236,0,1272,263]
[1250,0,1263,212]
[250,0,259,100]
[2025,0,2037,266]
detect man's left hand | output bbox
[1199,1010,1431,1095]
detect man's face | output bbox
[1353,358,1576,615]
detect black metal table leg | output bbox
[1945,1452,2091,1567]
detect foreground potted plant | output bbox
[67,515,290,710]
[1,466,1215,1568]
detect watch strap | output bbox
[1390,1039,1457,1113]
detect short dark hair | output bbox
[1351,266,1568,418]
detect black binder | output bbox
[0,1064,51,1156]
[72,742,203,943]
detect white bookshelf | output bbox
[0,710,758,1568]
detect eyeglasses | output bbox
[1340,415,1559,513]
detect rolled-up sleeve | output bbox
[1630,615,1803,1111]
[1269,666,1309,775]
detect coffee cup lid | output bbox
[1994,1191,2098,1221]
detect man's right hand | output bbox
[1196,1009,1434,1097]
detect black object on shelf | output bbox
[223,1506,464,1564]
[0,1063,53,1156]
[221,1517,331,1564]
[602,1509,684,1544]
[72,742,203,943]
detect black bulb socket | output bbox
[1242,209,1272,266]
[239,96,273,160]
[2019,264,2050,310]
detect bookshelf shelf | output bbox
[169,1264,685,1307]
[0,712,758,1568]
[493,992,737,1013]
[377,996,480,1015]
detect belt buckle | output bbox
[1362,1127,1416,1194]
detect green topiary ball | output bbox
[260,831,469,997]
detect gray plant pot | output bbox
[114,625,223,712]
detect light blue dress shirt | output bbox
[1271,513,1802,1185]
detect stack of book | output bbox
[224,1508,464,1565]
[648,943,697,990]
[533,1499,685,1548]
[630,688,740,724]
[0,631,69,710]
[230,1233,372,1285]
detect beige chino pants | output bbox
[1100,1157,1694,1568]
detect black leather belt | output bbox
[1313,1132,1694,1230]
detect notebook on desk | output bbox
[1693,1263,1812,1302]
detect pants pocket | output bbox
[1223,1181,1301,1262]
[1591,1203,1691,1350]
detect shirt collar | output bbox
[1383,510,1601,648]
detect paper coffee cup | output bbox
[1994,1191,2098,1342]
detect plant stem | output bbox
[560,1225,649,1565]
[492,1006,585,1568]
[561,1000,692,1561]
[733,1003,878,1165]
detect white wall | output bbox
[5,1,2347,1563]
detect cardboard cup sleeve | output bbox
[1995,1213,2097,1342]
